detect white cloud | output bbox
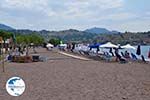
[119,19,150,32]
[63,0,124,17]
[101,12,137,20]
[0,0,124,18]
[1,0,48,9]
[0,0,149,31]
[146,12,150,15]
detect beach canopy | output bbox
[46,43,54,48]
[100,42,118,48]
[121,44,136,49]
[89,43,101,48]
[59,44,67,47]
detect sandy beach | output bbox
[0,48,150,100]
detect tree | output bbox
[30,33,44,45]
[16,33,44,55]
[0,30,13,49]
[0,30,11,36]
[0,30,13,40]
[16,33,44,46]
[48,38,61,46]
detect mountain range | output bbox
[0,23,120,42]
[0,23,14,30]
[0,23,150,45]
[84,27,119,34]
[0,23,119,34]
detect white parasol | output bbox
[121,44,136,49]
[100,42,118,48]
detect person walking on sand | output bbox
[109,48,114,56]
[115,48,120,61]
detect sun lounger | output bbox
[131,53,138,61]
[39,56,49,62]
[119,58,128,64]
[83,51,89,55]
[145,59,150,62]
[141,55,146,63]
[103,54,112,62]
[117,54,128,64]
[102,52,116,62]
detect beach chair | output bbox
[79,51,85,55]
[140,55,150,63]
[83,51,89,55]
[131,53,138,61]
[39,56,49,62]
[103,52,113,62]
[6,54,13,62]
[104,55,112,62]
[121,52,125,58]
[117,54,128,64]
[88,51,97,57]
[119,58,127,64]
[141,55,146,63]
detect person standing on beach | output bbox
[109,48,114,56]
[96,46,100,53]
[71,43,75,52]
[115,48,121,61]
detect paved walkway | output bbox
[58,51,91,61]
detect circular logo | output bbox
[6,77,25,96]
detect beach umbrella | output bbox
[100,42,118,48]
[121,44,136,49]
[79,45,89,51]
[46,43,54,48]
[89,43,101,48]
[136,45,141,55]
[59,44,67,47]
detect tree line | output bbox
[0,30,62,47]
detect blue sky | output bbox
[0,0,150,32]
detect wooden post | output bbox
[0,37,5,72]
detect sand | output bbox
[0,48,150,100]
